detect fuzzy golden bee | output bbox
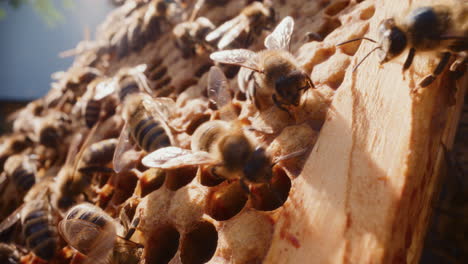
[59,203,142,264]
[53,126,119,210]
[205,0,275,49]
[337,3,467,87]
[173,16,215,58]
[210,16,314,114]
[142,66,300,190]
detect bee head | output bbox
[243,147,272,184]
[275,71,312,106]
[57,195,74,210]
[377,18,407,63]
[219,134,252,171]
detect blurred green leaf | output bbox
[10,0,25,9]
[61,0,74,10]
[33,0,64,27]
[1,0,75,26]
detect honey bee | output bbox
[140,0,185,43]
[0,182,60,262]
[112,93,177,173]
[3,154,37,193]
[79,138,118,174]
[142,118,304,192]
[0,134,31,171]
[59,203,142,264]
[173,0,215,58]
[73,77,118,129]
[205,0,275,49]
[53,121,121,210]
[37,110,72,148]
[210,16,314,114]
[90,64,151,103]
[143,64,305,192]
[337,3,467,87]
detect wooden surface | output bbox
[263,0,467,263]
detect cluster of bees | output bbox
[0,0,466,263]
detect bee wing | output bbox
[70,123,101,184]
[272,148,308,164]
[0,204,24,234]
[205,16,242,42]
[142,96,176,124]
[217,15,249,49]
[129,64,152,95]
[113,123,134,173]
[210,49,261,72]
[208,66,231,109]
[65,130,85,169]
[264,16,294,50]
[142,95,182,136]
[59,219,115,264]
[142,147,217,169]
[94,78,117,100]
[83,224,116,264]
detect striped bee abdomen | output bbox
[22,209,58,261]
[118,80,140,102]
[84,99,101,128]
[5,155,36,192]
[131,116,171,153]
[12,166,35,192]
[82,138,118,165]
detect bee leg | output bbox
[449,52,467,80]
[272,94,292,118]
[239,180,250,194]
[210,166,223,180]
[304,32,322,42]
[419,52,451,87]
[249,77,262,110]
[402,47,416,72]
[124,216,140,240]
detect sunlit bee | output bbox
[84,99,102,128]
[0,184,59,262]
[337,3,467,87]
[205,1,275,49]
[90,64,151,104]
[173,0,215,58]
[53,123,106,210]
[143,66,303,189]
[37,110,72,148]
[173,17,215,58]
[79,78,118,129]
[124,94,173,153]
[81,138,118,169]
[59,203,142,264]
[210,16,314,113]
[113,93,178,173]
[3,154,37,193]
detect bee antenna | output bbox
[336,37,377,46]
[189,0,205,22]
[352,46,382,72]
[437,35,467,41]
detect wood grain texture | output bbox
[263,0,467,263]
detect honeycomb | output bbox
[2,0,465,263]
